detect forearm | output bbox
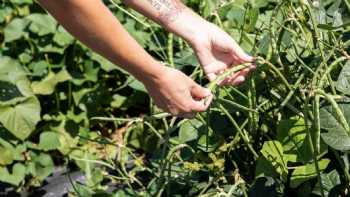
[38,0,165,83]
[122,0,206,44]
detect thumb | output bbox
[191,82,212,99]
[195,48,220,81]
[190,83,213,112]
[229,42,253,63]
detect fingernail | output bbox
[250,64,257,70]
[204,88,212,95]
[237,76,245,82]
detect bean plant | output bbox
[0,0,349,196]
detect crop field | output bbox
[0,0,350,196]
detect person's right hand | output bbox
[143,66,213,118]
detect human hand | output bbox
[190,22,255,85]
[164,10,255,85]
[143,66,213,118]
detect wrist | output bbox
[163,8,208,46]
[136,61,168,86]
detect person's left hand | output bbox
[189,22,255,85]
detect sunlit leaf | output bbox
[336,61,350,95]
[31,68,72,95]
[320,101,350,151]
[0,163,26,186]
[0,96,41,140]
[4,18,29,43]
[26,14,57,36]
[290,159,330,188]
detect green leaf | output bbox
[31,68,72,95]
[126,122,159,153]
[336,61,350,95]
[91,53,124,72]
[10,0,33,5]
[19,52,33,64]
[248,177,281,197]
[26,14,57,36]
[0,163,26,186]
[0,7,13,23]
[127,76,147,93]
[313,170,341,196]
[179,119,202,143]
[197,131,222,153]
[0,146,14,165]
[39,132,61,151]
[123,18,151,47]
[0,138,15,165]
[0,96,41,140]
[0,56,34,97]
[255,157,279,178]
[251,0,269,8]
[0,81,23,102]
[4,18,29,43]
[320,101,350,151]
[277,117,318,163]
[111,94,127,108]
[258,33,271,56]
[290,159,330,188]
[321,130,350,151]
[260,141,288,180]
[53,26,74,46]
[50,120,78,155]
[27,153,54,181]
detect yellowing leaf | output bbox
[0,96,41,140]
[0,163,26,186]
[31,69,72,95]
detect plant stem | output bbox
[301,92,326,197]
[167,33,174,67]
[315,89,350,135]
[313,96,321,154]
[256,57,293,91]
[248,76,258,134]
[207,63,251,91]
[219,104,259,159]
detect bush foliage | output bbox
[0,0,350,196]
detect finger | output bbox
[191,100,209,112]
[222,70,248,86]
[179,113,196,119]
[196,49,217,69]
[218,77,231,86]
[192,93,213,112]
[236,68,252,78]
[203,93,214,108]
[191,91,213,112]
[191,83,212,99]
[196,49,227,81]
[203,62,227,81]
[229,75,246,86]
[230,43,253,63]
[219,67,250,86]
[203,62,226,74]
[207,73,217,81]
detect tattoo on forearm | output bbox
[146,0,185,25]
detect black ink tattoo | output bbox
[146,0,185,25]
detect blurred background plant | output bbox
[0,0,349,196]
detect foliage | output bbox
[0,0,350,196]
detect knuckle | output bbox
[167,105,179,116]
[182,107,192,113]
